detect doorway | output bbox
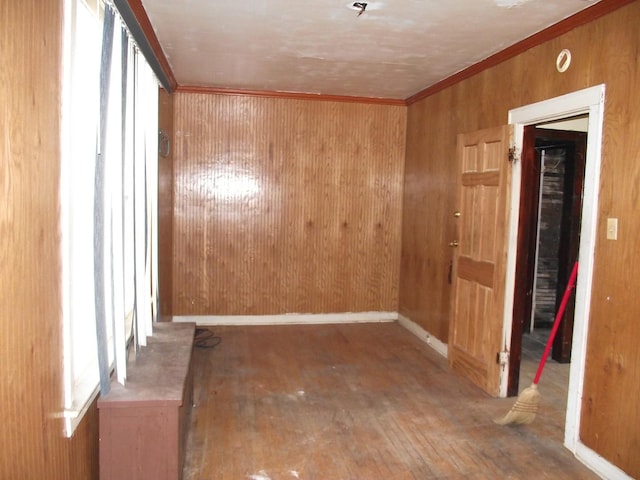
[504,85,616,477]
[528,125,586,361]
[509,120,588,397]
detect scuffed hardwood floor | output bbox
[183,322,596,479]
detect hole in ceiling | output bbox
[352,2,367,16]
[346,1,382,13]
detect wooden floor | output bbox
[183,322,596,479]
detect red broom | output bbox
[495,261,579,425]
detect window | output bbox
[60,0,159,437]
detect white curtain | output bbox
[61,0,160,435]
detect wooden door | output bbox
[449,125,513,397]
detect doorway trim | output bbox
[503,85,629,479]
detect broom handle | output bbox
[532,261,579,385]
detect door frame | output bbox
[503,85,629,479]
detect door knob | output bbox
[449,240,459,247]
[453,211,461,218]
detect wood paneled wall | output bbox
[158,88,174,318]
[400,2,640,476]
[0,1,99,478]
[172,94,406,315]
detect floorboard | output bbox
[183,323,595,479]
[519,328,571,442]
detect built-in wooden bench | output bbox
[98,322,196,480]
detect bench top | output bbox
[98,322,195,408]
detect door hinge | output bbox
[496,350,509,366]
[508,146,520,163]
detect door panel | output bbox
[449,125,513,397]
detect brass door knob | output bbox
[453,211,461,218]
[449,240,459,247]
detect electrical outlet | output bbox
[606,218,618,240]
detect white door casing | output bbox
[505,85,631,480]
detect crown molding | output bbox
[405,0,635,105]
[122,0,633,104]
[176,85,407,106]
[115,0,177,92]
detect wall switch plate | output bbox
[606,218,618,240]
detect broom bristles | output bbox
[494,383,540,425]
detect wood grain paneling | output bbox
[399,86,458,342]
[158,88,174,318]
[0,1,99,478]
[172,93,406,315]
[400,2,640,476]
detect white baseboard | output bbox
[574,442,633,480]
[397,314,448,358]
[172,312,398,326]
